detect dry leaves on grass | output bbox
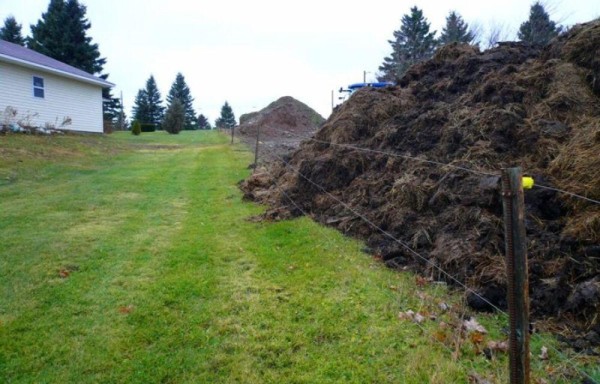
[463,317,488,334]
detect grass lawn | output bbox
[0,131,597,383]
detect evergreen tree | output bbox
[28,0,116,121]
[145,75,165,128]
[378,6,437,81]
[163,98,185,134]
[0,16,25,45]
[102,83,121,125]
[215,102,236,129]
[197,114,211,130]
[132,89,150,123]
[518,2,562,45]
[166,73,196,129]
[131,76,165,127]
[439,11,475,45]
[131,120,141,136]
[28,0,106,74]
[115,99,128,131]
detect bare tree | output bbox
[485,22,512,49]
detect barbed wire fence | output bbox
[241,129,599,383]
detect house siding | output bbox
[0,61,104,133]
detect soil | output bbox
[236,96,325,163]
[240,21,600,350]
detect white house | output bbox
[0,40,113,133]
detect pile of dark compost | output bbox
[241,21,600,350]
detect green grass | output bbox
[0,131,597,383]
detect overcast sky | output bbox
[2,0,599,123]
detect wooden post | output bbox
[231,125,235,144]
[501,167,530,384]
[253,124,260,173]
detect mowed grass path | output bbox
[0,131,585,383]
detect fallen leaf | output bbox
[487,340,509,353]
[433,330,448,342]
[468,372,492,384]
[470,332,485,345]
[118,305,134,314]
[463,317,488,334]
[415,276,429,287]
[58,269,70,278]
[398,310,414,320]
[538,346,549,360]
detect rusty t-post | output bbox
[501,167,530,384]
[253,124,261,173]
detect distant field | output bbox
[0,131,596,383]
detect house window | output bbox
[33,76,45,98]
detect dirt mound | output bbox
[239,96,324,138]
[237,96,325,161]
[241,21,600,348]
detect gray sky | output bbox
[2,0,599,123]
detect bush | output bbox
[141,123,156,132]
[131,120,141,135]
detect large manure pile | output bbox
[241,21,600,348]
[237,96,324,161]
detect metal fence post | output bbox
[501,167,530,384]
[253,124,261,173]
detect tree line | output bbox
[1,0,566,132]
[0,0,237,134]
[378,2,563,81]
[131,73,236,134]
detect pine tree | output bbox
[28,0,106,74]
[132,89,150,123]
[130,75,165,127]
[197,114,211,130]
[0,16,25,46]
[27,0,115,121]
[518,2,562,45]
[166,73,196,130]
[163,98,185,134]
[144,75,165,128]
[215,102,236,129]
[439,11,475,45]
[378,6,437,81]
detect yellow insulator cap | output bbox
[522,176,534,189]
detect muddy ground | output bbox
[241,21,600,351]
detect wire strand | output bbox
[271,128,600,206]
[534,184,600,206]
[266,150,509,316]
[254,143,598,383]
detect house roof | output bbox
[0,40,113,88]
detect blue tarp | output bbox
[347,82,394,90]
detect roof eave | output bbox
[0,54,114,88]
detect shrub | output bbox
[140,123,156,132]
[131,120,141,135]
